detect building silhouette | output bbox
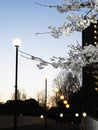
[82,22,98,117]
[82,22,98,46]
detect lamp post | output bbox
[55,88,59,124]
[44,76,47,128]
[13,38,21,130]
[55,88,59,106]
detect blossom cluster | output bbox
[20,44,98,95]
[47,0,98,38]
[20,44,98,72]
[34,1,98,94]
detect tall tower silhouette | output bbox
[82,22,98,117]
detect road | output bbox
[0,123,80,130]
[0,115,80,130]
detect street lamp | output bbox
[60,94,64,100]
[13,38,21,130]
[55,87,59,124]
[44,75,48,128]
[82,112,87,117]
[13,38,21,100]
[63,99,68,105]
[55,88,59,107]
[66,103,70,109]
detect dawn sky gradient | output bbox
[0,0,82,102]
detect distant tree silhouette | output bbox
[53,70,81,100]
[37,89,45,107]
[11,88,27,100]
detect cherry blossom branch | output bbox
[35,1,98,38]
[19,50,52,69]
[19,44,98,71]
[35,1,95,13]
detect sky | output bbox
[0,0,82,103]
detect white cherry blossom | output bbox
[20,44,98,72]
[36,0,98,38]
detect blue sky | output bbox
[0,0,82,102]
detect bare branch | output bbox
[19,50,52,66]
[35,32,51,36]
[35,2,57,8]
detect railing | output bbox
[80,116,98,130]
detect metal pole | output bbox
[14,46,18,130]
[44,77,47,128]
[56,92,58,124]
[15,46,18,100]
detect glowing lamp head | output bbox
[13,38,21,47]
[82,112,87,117]
[60,113,63,118]
[66,104,70,108]
[44,74,48,80]
[75,113,79,117]
[63,100,68,104]
[55,88,59,93]
[60,95,64,100]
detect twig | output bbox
[19,49,52,65]
[35,32,51,36]
[35,2,57,8]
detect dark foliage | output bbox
[0,98,44,116]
